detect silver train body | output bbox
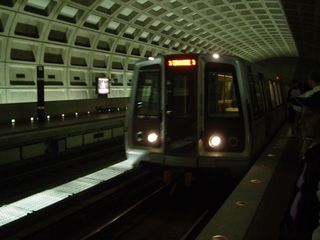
[125,54,286,175]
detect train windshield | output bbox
[206,63,239,116]
[134,65,161,117]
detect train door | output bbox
[164,56,198,156]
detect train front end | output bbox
[125,54,250,172]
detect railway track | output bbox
[1,159,236,240]
[0,167,156,239]
[0,137,125,205]
[8,168,235,240]
[83,170,235,240]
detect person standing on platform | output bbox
[287,80,302,134]
[288,91,320,240]
[295,69,320,155]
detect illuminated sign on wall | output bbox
[97,78,110,95]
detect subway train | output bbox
[125,53,286,175]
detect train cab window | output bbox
[134,65,161,117]
[206,63,240,116]
[171,73,191,116]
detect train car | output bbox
[125,53,286,175]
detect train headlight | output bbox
[208,135,221,148]
[147,132,158,143]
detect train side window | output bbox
[255,75,265,112]
[273,82,280,106]
[248,74,264,118]
[134,64,161,117]
[261,77,273,110]
[268,80,277,108]
[257,72,270,110]
[206,63,240,116]
[276,82,283,104]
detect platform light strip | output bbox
[0,159,136,227]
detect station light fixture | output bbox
[213,53,220,59]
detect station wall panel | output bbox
[42,44,69,66]
[125,88,131,97]
[88,89,97,99]
[84,132,97,144]
[113,126,124,137]
[45,89,67,101]
[129,44,143,57]
[125,72,133,86]
[0,10,14,37]
[91,52,108,69]
[84,130,112,144]
[66,135,82,149]
[58,139,66,153]
[7,63,36,86]
[0,36,7,61]
[68,89,90,100]
[0,62,5,86]
[103,129,112,140]
[0,89,6,103]
[7,39,40,63]
[109,87,126,98]
[0,148,20,165]
[44,66,67,86]
[22,142,46,159]
[7,89,37,103]
[10,13,47,41]
[110,72,124,85]
[126,58,138,71]
[69,48,89,67]
[115,39,130,55]
[46,22,76,45]
[69,68,89,86]
[95,35,115,52]
[111,56,125,70]
[73,29,98,49]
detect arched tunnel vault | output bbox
[0,0,299,103]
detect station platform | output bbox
[0,110,125,143]
[196,125,301,240]
[0,110,126,166]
